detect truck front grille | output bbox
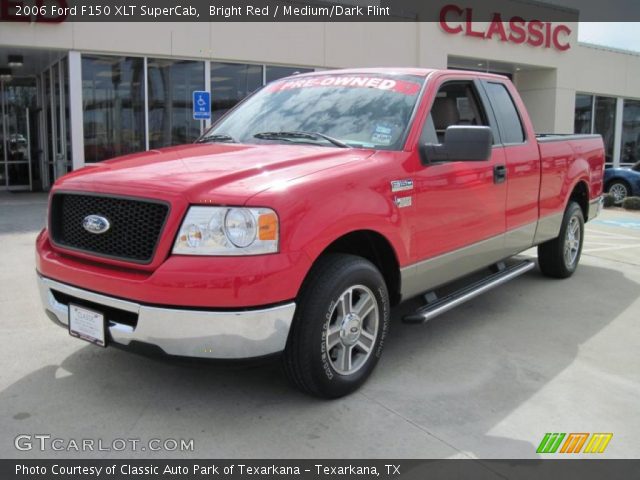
[49,193,169,264]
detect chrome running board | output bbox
[402,260,536,324]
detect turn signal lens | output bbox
[258,212,278,241]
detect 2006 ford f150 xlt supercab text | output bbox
[36,68,604,398]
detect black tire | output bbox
[283,254,390,398]
[606,180,630,204]
[538,201,585,279]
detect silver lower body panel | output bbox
[37,274,296,359]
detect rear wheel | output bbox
[538,201,584,279]
[607,180,630,204]
[283,254,390,398]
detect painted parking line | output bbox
[584,217,640,255]
[592,219,640,230]
[583,244,640,253]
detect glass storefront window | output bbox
[82,55,145,163]
[594,96,616,164]
[62,59,71,168]
[211,62,263,122]
[147,59,204,149]
[574,94,593,134]
[621,99,640,164]
[43,69,53,180]
[265,65,313,83]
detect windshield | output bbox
[200,73,425,150]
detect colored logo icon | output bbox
[536,433,613,454]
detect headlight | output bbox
[173,206,279,256]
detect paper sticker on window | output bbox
[371,124,394,145]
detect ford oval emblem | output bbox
[82,215,111,234]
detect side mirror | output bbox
[420,126,493,164]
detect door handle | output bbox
[494,165,507,184]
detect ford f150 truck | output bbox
[36,68,604,398]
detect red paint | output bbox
[527,21,544,47]
[439,4,572,51]
[36,68,603,309]
[486,13,508,42]
[508,17,526,44]
[553,25,572,51]
[439,4,463,34]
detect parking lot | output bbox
[1,192,639,459]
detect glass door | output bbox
[0,78,37,191]
[40,58,70,190]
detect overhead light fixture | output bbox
[8,55,23,67]
[0,67,12,81]
[477,63,484,67]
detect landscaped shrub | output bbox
[603,193,616,208]
[622,196,640,210]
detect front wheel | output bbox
[538,201,585,278]
[283,254,390,398]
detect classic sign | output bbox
[439,4,572,51]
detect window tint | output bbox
[422,81,489,144]
[486,82,525,144]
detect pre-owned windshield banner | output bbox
[267,76,423,95]
[1,0,639,22]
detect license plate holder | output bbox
[68,303,106,347]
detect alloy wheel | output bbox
[325,285,379,376]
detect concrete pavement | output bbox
[1,192,639,459]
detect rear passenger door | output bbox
[481,80,541,250]
[412,78,507,262]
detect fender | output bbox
[249,155,414,268]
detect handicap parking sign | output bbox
[192,91,211,120]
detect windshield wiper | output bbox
[197,133,237,144]
[253,131,351,148]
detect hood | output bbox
[56,143,374,204]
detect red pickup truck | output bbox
[36,68,604,398]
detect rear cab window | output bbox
[484,82,526,144]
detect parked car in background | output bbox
[604,161,640,203]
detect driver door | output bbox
[409,78,508,289]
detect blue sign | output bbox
[192,91,211,120]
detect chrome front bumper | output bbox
[37,275,296,359]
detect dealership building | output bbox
[0,0,639,191]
